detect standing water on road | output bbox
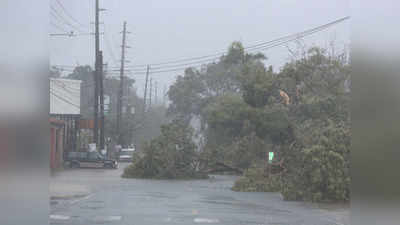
[50,163,348,225]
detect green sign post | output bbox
[268,152,274,162]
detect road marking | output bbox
[50,215,70,220]
[194,218,220,223]
[92,215,122,223]
[70,194,92,205]
[104,216,122,221]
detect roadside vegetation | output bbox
[122,120,207,179]
[122,42,350,202]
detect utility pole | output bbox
[93,0,100,147]
[143,65,150,114]
[163,85,167,106]
[149,78,153,109]
[155,81,158,106]
[117,21,127,146]
[99,51,105,151]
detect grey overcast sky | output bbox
[50,0,350,98]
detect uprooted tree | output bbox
[123,42,350,202]
[122,119,207,179]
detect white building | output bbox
[49,78,81,155]
[50,78,81,115]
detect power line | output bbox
[75,32,103,36]
[50,5,86,33]
[126,16,350,75]
[118,16,349,70]
[50,88,78,106]
[52,16,350,76]
[54,0,89,29]
[51,65,79,68]
[135,66,204,75]
[50,89,80,109]
[103,23,119,66]
[126,58,218,72]
[51,78,94,92]
[50,11,72,32]
[50,21,69,33]
[49,32,104,37]
[51,79,81,95]
[49,32,75,37]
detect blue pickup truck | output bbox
[65,151,118,169]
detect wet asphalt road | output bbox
[50,163,348,225]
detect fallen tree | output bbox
[122,120,208,179]
[202,161,243,174]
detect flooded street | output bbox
[50,163,348,225]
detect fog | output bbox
[50,0,349,97]
[3,1,400,225]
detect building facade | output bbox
[50,78,81,169]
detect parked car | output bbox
[65,151,118,169]
[118,148,135,162]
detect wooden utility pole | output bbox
[99,51,105,150]
[117,21,127,146]
[93,0,100,146]
[143,65,150,114]
[155,81,158,106]
[149,78,153,109]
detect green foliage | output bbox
[240,63,275,108]
[282,121,350,202]
[202,94,292,159]
[224,41,245,65]
[227,133,266,169]
[167,69,206,121]
[251,107,293,144]
[232,164,281,192]
[164,42,350,202]
[277,47,350,202]
[231,45,349,202]
[167,42,266,121]
[122,120,207,179]
[204,94,251,138]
